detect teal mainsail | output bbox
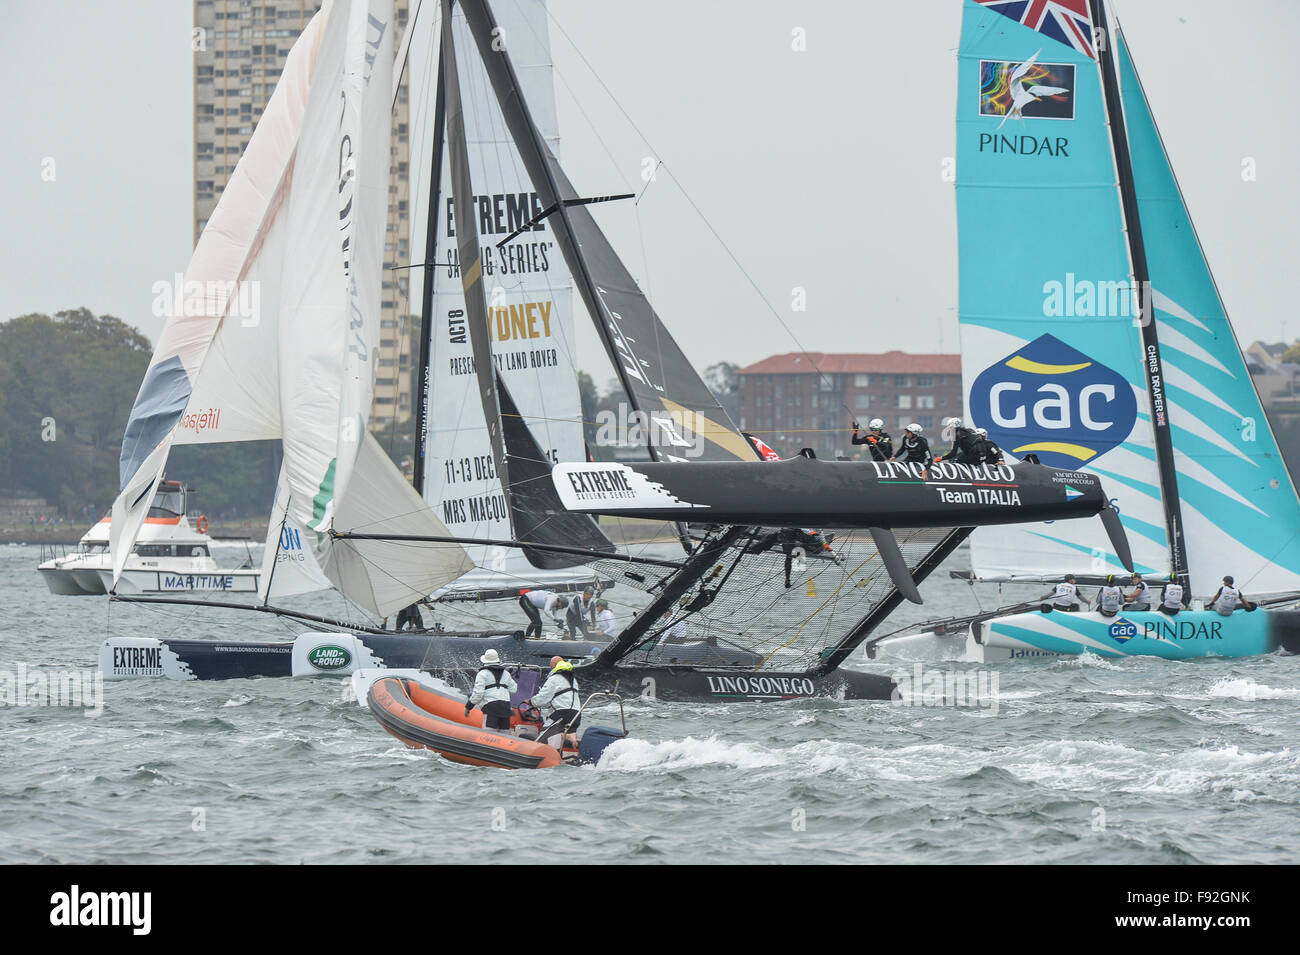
[1113,27,1300,592]
[955,0,1300,595]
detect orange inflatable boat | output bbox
[365,674,626,769]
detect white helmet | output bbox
[974,427,988,437]
[906,423,923,434]
[868,418,884,430]
[949,417,963,428]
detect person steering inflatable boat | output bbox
[532,656,581,747]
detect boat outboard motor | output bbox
[577,725,627,765]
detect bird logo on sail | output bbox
[968,334,1137,471]
[980,53,1075,124]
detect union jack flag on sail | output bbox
[975,0,1096,60]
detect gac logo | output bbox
[1108,619,1138,643]
[969,334,1136,470]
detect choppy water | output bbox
[3,542,1298,864]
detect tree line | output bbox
[0,309,277,518]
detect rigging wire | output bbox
[542,7,857,425]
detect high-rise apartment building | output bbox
[192,0,415,429]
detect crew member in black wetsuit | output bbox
[752,527,833,588]
[936,417,978,463]
[395,601,428,631]
[969,428,1004,465]
[851,418,893,462]
[891,423,933,471]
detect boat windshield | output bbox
[150,488,185,518]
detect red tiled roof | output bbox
[738,352,961,375]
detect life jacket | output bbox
[546,665,580,709]
[475,665,513,705]
[1128,581,1151,604]
[1214,585,1241,614]
[1098,586,1123,614]
[1053,582,1078,606]
[1161,583,1184,609]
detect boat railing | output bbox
[39,542,70,563]
[569,691,626,736]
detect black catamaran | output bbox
[102,0,1132,700]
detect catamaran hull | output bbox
[567,666,896,702]
[97,634,895,700]
[974,609,1300,660]
[102,568,260,594]
[552,458,1111,528]
[39,568,103,596]
[97,630,761,682]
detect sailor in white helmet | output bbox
[1158,573,1187,616]
[466,648,518,731]
[1043,573,1080,611]
[970,427,1004,465]
[891,423,933,468]
[936,417,978,464]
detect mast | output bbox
[1090,0,1190,591]
[411,45,448,494]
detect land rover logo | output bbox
[307,645,351,670]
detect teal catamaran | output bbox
[875,0,1300,661]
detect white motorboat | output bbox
[38,480,258,595]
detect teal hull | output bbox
[979,609,1300,660]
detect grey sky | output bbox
[4,0,1298,375]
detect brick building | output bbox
[736,352,963,459]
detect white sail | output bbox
[111,5,334,581]
[116,0,473,612]
[315,432,475,615]
[258,469,333,602]
[277,0,395,532]
[417,0,586,584]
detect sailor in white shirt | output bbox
[532,656,581,746]
[1209,575,1253,616]
[1158,574,1186,616]
[1043,574,1080,611]
[518,589,568,638]
[1095,575,1124,617]
[466,648,517,731]
[1124,573,1152,611]
[593,599,618,637]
